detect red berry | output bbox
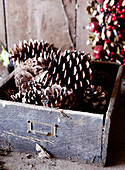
[98,32,101,36]
[119,34,122,38]
[105,41,108,44]
[108,25,112,29]
[111,52,114,55]
[107,52,110,56]
[113,5,116,9]
[112,17,115,21]
[105,4,108,8]
[123,59,125,63]
[108,8,111,12]
[116,8,119,12]
[89,22,99,32]
[100,8,104,12]
[110,58,114,61]
[117,5,120,8]
[112,26,115,30]
[104,39,108,44]
[122,8,125,13]
[93,45,105,59]
[120,14,124,18]
[118,11,122,14]
[105,15,109,21]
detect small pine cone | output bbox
[14,58,45,92]
[93,70,114,94]
[11,88,45,106]
[83,85,109,113]
[11,91,26,103]
[41,84,77,110]
[11,84,77,110]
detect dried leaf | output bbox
[122,0,125,6]
[104,43,107,50]
[110,0,115,6]
[101,27,106,40]
[97,4,100,12]
[107,15,112,24]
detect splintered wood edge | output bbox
[106,64,123,119]
[0,70,15,87]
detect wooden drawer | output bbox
[0,61,123,166]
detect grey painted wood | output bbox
[0,62,123,166]
[0,101,104,164]
[5,0,75,51]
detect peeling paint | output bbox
[2,102,6,107]
[3,131,54,144]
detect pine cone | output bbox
[93,70,114,94]
[37,50,93,90]
[83,85,109,113]
[42,84,77,110]
[9,39,58,67]
[10,40,93,91]
[11,84,77,109]
[10,39,109,113]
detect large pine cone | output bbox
[9,39,58,67]
[10,40,93,91]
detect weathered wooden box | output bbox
[0,61,123,166]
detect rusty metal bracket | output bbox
[27,120,57,137]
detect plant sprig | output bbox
[0,44,10,67]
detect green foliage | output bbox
[0,44,10,67]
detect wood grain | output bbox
[76,0,92,54]
[5,0,75,51]
[0,100,104,165]
[0,0,6,46]
[0,0,9,82]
